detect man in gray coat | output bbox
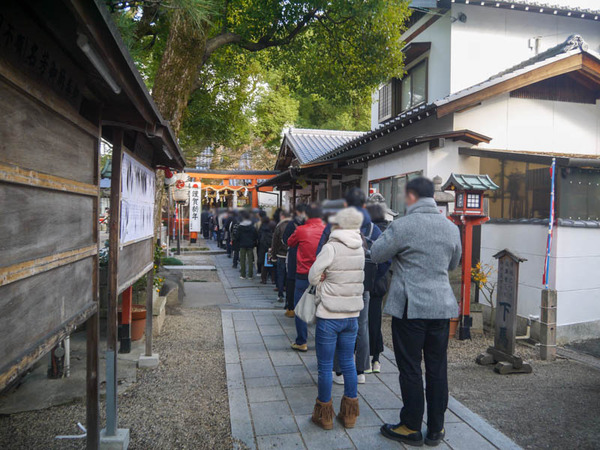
[371,177,461,447]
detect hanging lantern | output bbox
[172,173,189,203]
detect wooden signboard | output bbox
[0,5,101,445]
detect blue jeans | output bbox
[276,258,287,297]
[316,318,359,402]
[293,277,309,345]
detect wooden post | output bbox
[311,182,316,202]
[119,287,132,354]
[86,311,99,449]
[459,221,473,340]
[106,128,123,436]
[145,266,154,357]
[292,184,297,211]
[252,187,259,208]
[326,174,333,199]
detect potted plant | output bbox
[471,262,497,330]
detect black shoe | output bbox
[425,429,445,447]
[380,423,423,447]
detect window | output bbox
[558,168,600,220]
[480,158,551,219]
[378,82,393,122]
[400,60,427,112]
[369,171,422,216]
[467,194,481,209]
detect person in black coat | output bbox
[237,210,258,279]
[282,204,307,316]
[366,200,391,373]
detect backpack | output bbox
[231,220,240,242]
[362,223,377,292]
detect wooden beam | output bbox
[0,302,97,391]
[326,174,333,199]
[0,245,98,287]
[0,162,98,197]
[437,54,584,117]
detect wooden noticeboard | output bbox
[0,47,100,392]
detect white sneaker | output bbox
[357,374,366,384]
[372,361,381,373]
[364,364,373,374]
[333,373,344,385]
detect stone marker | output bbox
[476,249,533,374]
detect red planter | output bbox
[118,305,147,341]
[131,305,147,341]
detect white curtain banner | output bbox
[189,183,202,232]
[120,153,155,243]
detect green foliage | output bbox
[161,256,184,265]
[109,0,412,167]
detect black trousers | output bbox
[368,295,384,361]
[285,277,296,310]
[391,315,449,433]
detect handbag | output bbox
[294,285,319,324]
[264,253,274,268]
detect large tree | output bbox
[108,0,411,138]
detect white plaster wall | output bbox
[427,141,481,182]
[450,4,600,94]
[480,223,554,319]
[554,226,600,326]
[367,145,429,181]
[454,95,600,156]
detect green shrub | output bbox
[161,257,184,266]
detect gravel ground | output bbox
[0,307,231,450]
[381,314,600,449]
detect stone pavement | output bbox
[222,309,521,450]
[207,239,520,449]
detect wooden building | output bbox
[0,0,184,448]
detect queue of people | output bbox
[208,177,461,447]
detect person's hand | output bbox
[320,273,326,282]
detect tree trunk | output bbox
[152,11,209,136]
[151,12,209,246]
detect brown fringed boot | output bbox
[311,398,335,430]
[338,396,360,428]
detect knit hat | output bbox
[329,207,363,230]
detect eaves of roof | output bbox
[449,0,600,19]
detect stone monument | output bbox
[476,249,533,374]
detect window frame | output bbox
[400,58,428,113]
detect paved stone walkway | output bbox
[208,240,521,449]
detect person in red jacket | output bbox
[287,203,325,351]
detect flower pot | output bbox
[131,305,147,341]
[119,305,147,341]
[449,318,459,339]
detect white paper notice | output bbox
[120,153,155,244]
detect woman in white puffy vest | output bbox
[308,207,365,431]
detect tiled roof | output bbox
[436,34,596,107]
[495,0,600,15]
[283,128,365,164]
[447,0,600,17]
[442,173,500,191]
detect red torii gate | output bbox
[187,169,279,208]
